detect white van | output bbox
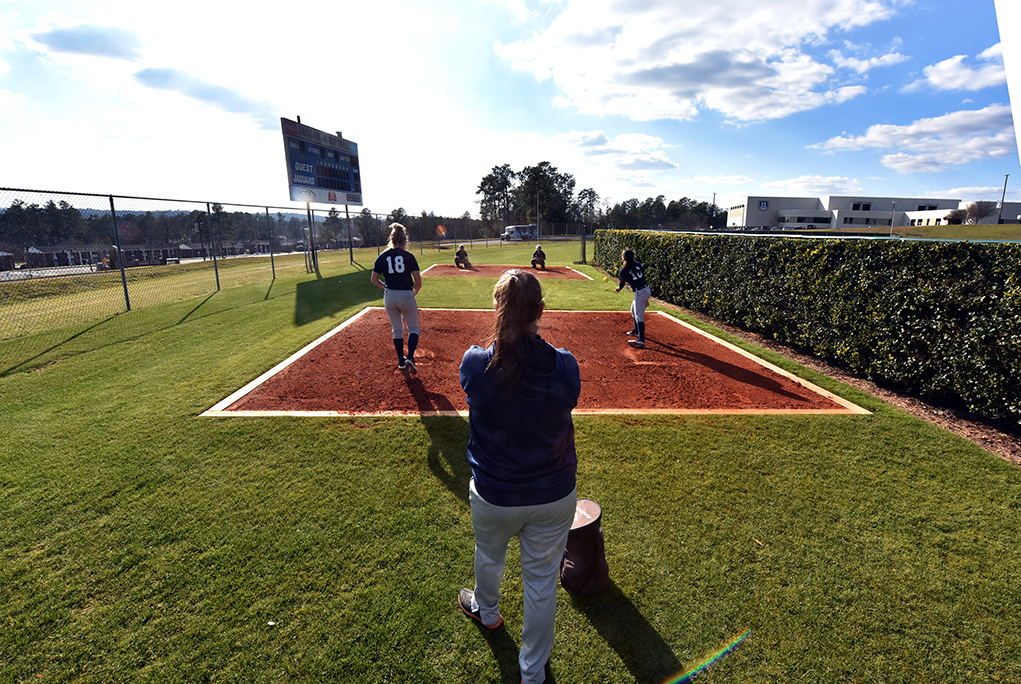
[500,224,539,241]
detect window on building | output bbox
[862,203,872,211]
[852,203,861,211]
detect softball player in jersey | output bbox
[371,223,422,372]
[615,248,651,348]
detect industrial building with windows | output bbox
[727,196,1021,230]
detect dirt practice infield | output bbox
[204,309,867,417]
[420,264,592,279]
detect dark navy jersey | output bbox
[373,248,420,290]
[617,260,648,291]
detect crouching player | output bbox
[531,244,546,270]
[455,244,472,269]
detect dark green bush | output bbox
[596,231,1021,424]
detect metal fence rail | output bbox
[0,187,591,370]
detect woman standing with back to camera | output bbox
[457,269,580,684]
[370,223,422,372]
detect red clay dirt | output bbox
[421,264,591,280]
[209,308,865,417]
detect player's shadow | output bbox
[404,373,472,507]
[569,581,681,683]
[648,338,813,403]
[294,271,382,326]
[473,622,528,684]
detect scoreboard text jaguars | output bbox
[280,117,362,206]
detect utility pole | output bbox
[997,174,1009,224]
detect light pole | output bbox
[889,200,896,237]
[997,174,1009,224]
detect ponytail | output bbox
[388,223,408,249]
[487,269,544,392]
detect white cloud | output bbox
[690,174,754,185]
[811,104,1017,172]
[830,50,908,74]
[30,23,142,60]
[0,87,25,115]
[904,43,1006,92]
[760,175,863,195]
[495,0,898,122]
[932,186,1001,199]
[133,67,278,130]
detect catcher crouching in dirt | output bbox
[530,244,546,270]
[455,244,472,269]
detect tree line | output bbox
[2,162,726,256]
[475,161,727,231]
[0,199,382,254]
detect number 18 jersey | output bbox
[372,248,420,290]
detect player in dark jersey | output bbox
[455,244,472,269]
[370,223,422,372]
[458,269,579,684]
[531,245,546,270]
[615,248,651,348]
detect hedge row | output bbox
[595,230,1021,424]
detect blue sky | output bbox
[1,0,1018,218]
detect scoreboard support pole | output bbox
[345,205,354,264]
[305,202,319,274]
[265,208,276,280]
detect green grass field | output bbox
[816,224,1021,241]
[2,241,1020,683]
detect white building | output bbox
[727,195,1019,230]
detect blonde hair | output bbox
[388,223,408,249]
[487,269,545,392]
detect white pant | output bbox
[383,288,419,338]
[631,285,651,323]
[469,479,577,684]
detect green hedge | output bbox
[595,230,1021,424]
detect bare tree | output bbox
[965,201,998,225]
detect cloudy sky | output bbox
[1,0,1018,217]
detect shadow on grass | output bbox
[416,398,472,508]
[294,270,380,326]
[177,292,217,325]
[0,316,119,377]
[570,581,681,684]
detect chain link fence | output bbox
[1,187,591,370]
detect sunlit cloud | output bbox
[903,43,1006,92]
[31,24,143,60]
[811,104,1017,172]
[496,0,899,122]
[133,67,278,130]
[830,50,908,74]
[690,175,755,185]
[760,175,864,195]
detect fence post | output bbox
[265,207,276,279]
[206,203,221,291]
[109,195,131,312]
[305,202,319,273]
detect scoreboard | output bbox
[280,117,362,206]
